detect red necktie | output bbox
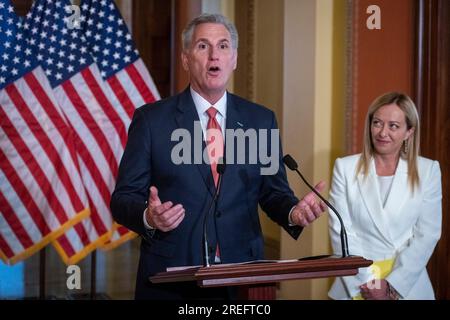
[206,107,224,187]
[205,107,224,262]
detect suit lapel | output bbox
[218,93,246,203]
[357,158,393,244]
[174,88,215,196]
[383,158,409,218]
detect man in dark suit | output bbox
[110,13,326,299]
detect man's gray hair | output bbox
[182,13,239,50]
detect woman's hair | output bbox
[357,92,420,190]
[181,13,239,51]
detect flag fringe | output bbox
[0,207,90,265]
[52,230,113,265]
[101,230,138,251]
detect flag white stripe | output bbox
[103,78,132,129]
[0,121,61,232]
[133,58,161,100]
[0,209,24,256]
[78,156,113,228]
[15,79,85,216]
[53,86,114,188]
[54,154,115,258]
[0,169,42,246]
[70,69,124,165]
[0,171,43,243]
[60,227,83,253]
[32,67,68,126]
[114,67,145,110]
[91,63,130,127]
[1,92,77,225]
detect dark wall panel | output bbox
[415,0,450,300]
[132,0,171,98]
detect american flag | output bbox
[81,0,160,127]
[0,1,89,265]
[80,0,160,249]
[25,0,129,264]
[1,0,160,265]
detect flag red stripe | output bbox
[84,193,108,238]
[69,192,107,248]
[4,86,72,225]
[56,200,108,259]
[117,225,129,236]
[0,232,15,259]
[107,75,135,119]
[69,137,110,236]
[125,63,156,104]
[72,144,112,236]
[73,221,90,246]
[67,129,112,219]
[56,211,91,257]
[62,81,119,177]
[81,68,127,147]
[55,233,76,258]
[0,149,51,237]
[24,73,85,212]
[0,191,34,250]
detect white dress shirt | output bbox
[190,87,227,139]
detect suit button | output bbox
[216,211,221,217]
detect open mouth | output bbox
[208,66,221,74]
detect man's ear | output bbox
[181,51,189,71]
[232,50,238,70]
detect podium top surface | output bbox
[150,255,373,288]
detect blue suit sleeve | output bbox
[110,107,152,236]
[258,112,302,239]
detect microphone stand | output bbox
[283,155,349,257]
[203,161,226,267]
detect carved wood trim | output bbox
[246,0,255,101]
[414,0,450,300]
[234,0,255,101]
[345,0,355,154]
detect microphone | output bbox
[283,154,349,258]
[203,158,226,267]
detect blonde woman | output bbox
[328,92,442,300]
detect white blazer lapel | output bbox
[383,158,409,219]
[357,158,393,244]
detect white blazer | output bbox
[328,154,442,300]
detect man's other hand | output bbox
[290,181,327,227]
[146,186,185,232]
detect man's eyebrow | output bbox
[194,38,230,43]
[195,38,210,44]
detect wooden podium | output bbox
[150,255,372,299]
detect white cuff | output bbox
[143,207,155,230]
[288,205,296,226]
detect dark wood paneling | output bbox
[173,0,202,94]
[348,0,415,153]
[132,0,172,98]
[414,0,450,300]
[233,0,255,101]
[10,0,33,16]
